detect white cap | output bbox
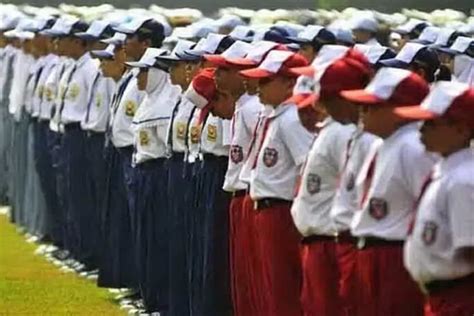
[126,47,169,68]
[101,32,127,45]
[351,16,378,33]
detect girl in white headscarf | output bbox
[127,48,180,314]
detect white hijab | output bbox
[132,67,180,128]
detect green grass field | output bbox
[0,214,125,315]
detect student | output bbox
[156,39,199,316]
[76,22,116,272]
[340,67,436,316]
[127,47,180,315]
[239,50,313,316]
[395,81,474,316]
[289,48,372,316]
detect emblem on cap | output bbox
[368,198,389,220]
[125,100,137,117]
[306,173,321,195]
[422,221,438,245]
[263,147,278,168]
[230,145,244,164]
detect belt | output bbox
[86,130,105,138]
[357,236,404,249]
[424,274,474,295]
[63,122,81,132]
[301,234,335,244]
[335,230,358,244]
[117,145,134,156]
[232,190,247,198]
[202,153,228,163]
[137,158,165,170]
[168,152,185,161]
[253,198,292,211]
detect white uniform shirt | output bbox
[132,71,180,165]
[166,95,196,155]
[330,130,382,232]
[404,148,474,284]
[250,103,314,201]
[239,105,273,185]
[200,113,231,157]
[351,123,437,240]
[49,58,75,131]
[60,53,99,124]
[110,69,145,148]
[9,50,35,121]
[223,94,263,192]
[291,118,356,237]
[33,54,57,119]
[24,57,41,115]
[0,46,16,102]
[81,74,115,132]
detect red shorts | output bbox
[425,274,474,316]
[353,243,424,316]
[229,194,255,316]
[335,241,358,316]
[254,203,303,316]
[300,239,340,316]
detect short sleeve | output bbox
[449,182,474,249]
[281,109,314,166]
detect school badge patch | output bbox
[263,147,278,167]
[124,100,137,117]
[346,172,355,191]
[422,221,438,246]
[139,130,150,146]
[368,198,389,220]
[95,94,102,107]
[45,87,53,101]
[37,85,44,99]
[306,173,321,195]
[176,122,186,140]
[230,145,244,164]
[68,83,80,100]
[190,126,200,144]
[207,124,217,142]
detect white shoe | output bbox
[35,245,48,255]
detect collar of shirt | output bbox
[433,147,474,179]
[236,93,253,108]
[315,116,335,132]
[384,122,419,147]
[75,52,92,68]
[269,103,293,119]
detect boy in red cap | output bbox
[340,67,436,316]
[396,81,474,316]
[289,48,373,316]
[239,50,313,316]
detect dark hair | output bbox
[136,20,165,48]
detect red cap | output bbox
[318,49,371,99]
[239,50,308,79]
[184,68,217,109]
[395,81,474,129]
[340,67,429,107]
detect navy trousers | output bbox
[167,154,195,316]
[189,154,232,316]
[97,145,137,289]
[63,124,95,266]
[35,121,62,246]
[132,159,169,312]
